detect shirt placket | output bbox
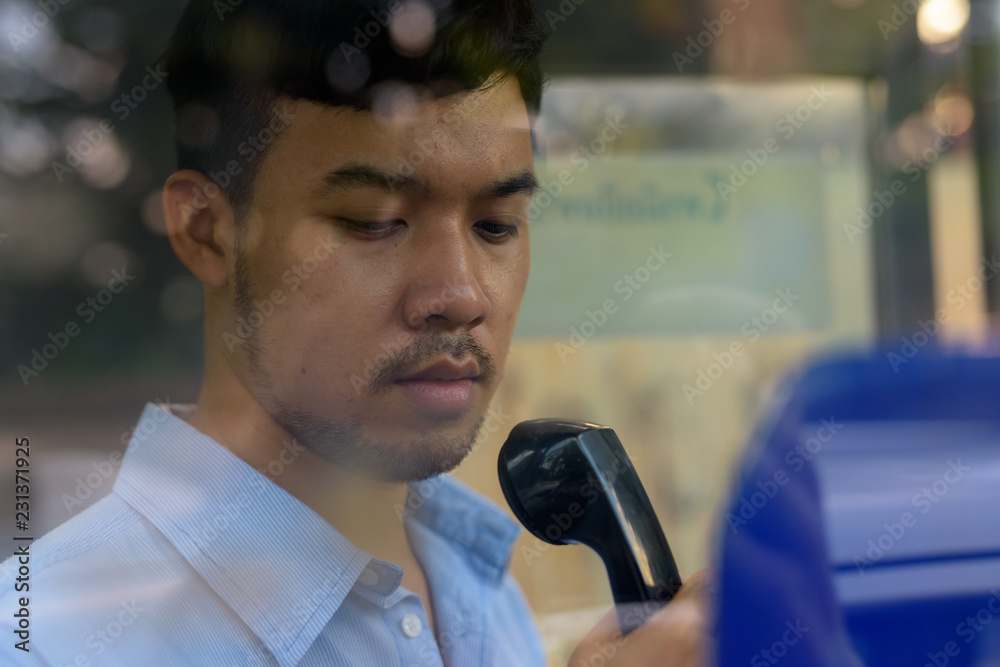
[352,560,444,667]
[402,514,492,667]
[385,593,443,667]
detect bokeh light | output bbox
[79,240,141,289]
[931,90,974,136]
[918,0,970,51]
[390,0,436,58]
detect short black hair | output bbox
[164,0,549,217]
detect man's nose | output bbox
[401,231,491,332]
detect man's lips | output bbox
[395,359,479,411]
[396,358,480,382]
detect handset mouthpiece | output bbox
[498,418,682,633]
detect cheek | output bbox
[260,259,380,369]
[490,253,530,316]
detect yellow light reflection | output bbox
[917,0,970,47]
[932,92,974,137]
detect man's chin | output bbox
[341,431,478,483]
[274,404,485,483]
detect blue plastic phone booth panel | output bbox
[715,349,1000,667]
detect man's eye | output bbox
[476,220,521,241]
[341,219,404,236]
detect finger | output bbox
[575,605,621,645]
[568,606,625,667]
[637,597,708,666]
[672,568,714,604]
[568,570,716,667]
[569,598,708,667]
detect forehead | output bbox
[255,76,533,201]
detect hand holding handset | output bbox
[498,418,683,634]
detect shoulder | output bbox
[0,494,197,664]
[0,494,144,588]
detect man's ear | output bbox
[162,170,236,288]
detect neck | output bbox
[187,347,413,564]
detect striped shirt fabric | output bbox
[0,403,547,666]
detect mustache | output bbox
[363,330,497,395]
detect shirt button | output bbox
[358,567,379,587]
[400,613,422,638]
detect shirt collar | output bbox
[113,403,371,667]
[112,402,522,665]
[403,475,522,586]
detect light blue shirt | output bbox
[1,403,546,666]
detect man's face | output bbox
[226,75,535,483]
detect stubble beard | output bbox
[231,245,492,483]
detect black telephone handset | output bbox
[498,418,683,634]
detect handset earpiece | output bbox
[498,418,682,634]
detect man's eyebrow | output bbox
[483,171,539,199]
[319,162,425,195]
[318,164,538,199]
